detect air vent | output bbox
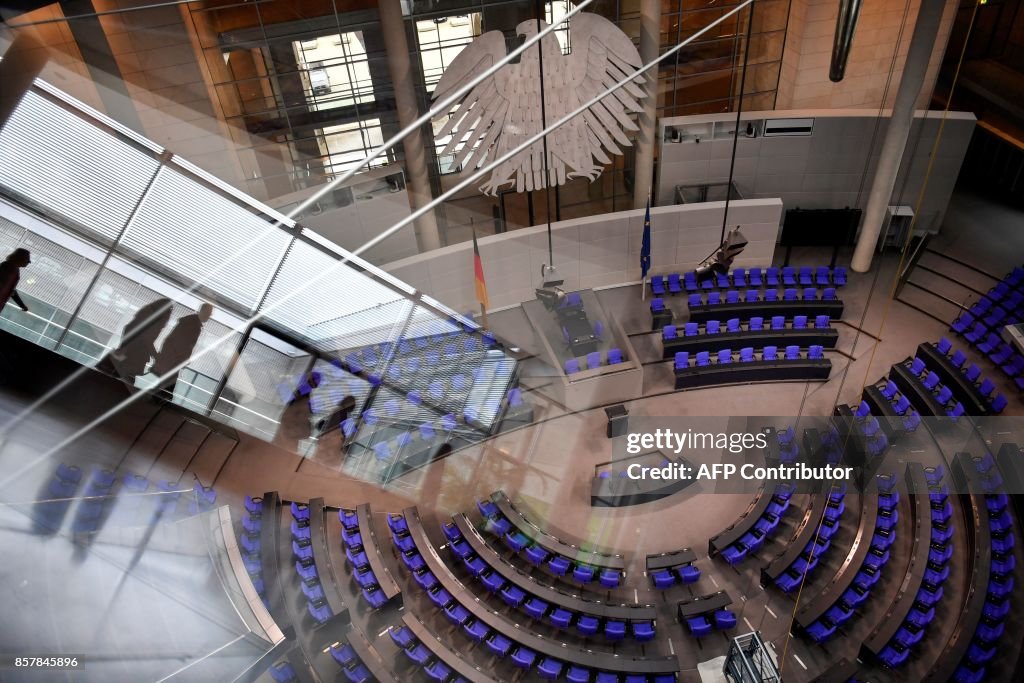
[762,118,815,137]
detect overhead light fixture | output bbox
[830,0,864,82]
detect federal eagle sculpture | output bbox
[432,13,645,195]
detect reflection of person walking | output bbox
[0,248,31,313]
[100,297,172,382]
[150,303,213,391]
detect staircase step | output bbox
[897,283,962,326]
[187,432,237,487]
[918,250,999,296]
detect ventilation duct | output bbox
[830,0,863,82]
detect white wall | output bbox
[382,199,783,314]
[658,109,975,234]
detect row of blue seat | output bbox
[287,502,338,624]
[804,475,899,643]
[649,561,701,589]
[565,348,625,375]
[775,485,847,593]
[390,512,673,683]
[328,640,377,683]
[387,625,472,683]
[441,519,653,641]
[687,287,838,307]
[933,338,1013,411]
[952,474,1016,683]
[477,500,622,587]
[950,273,1024,345]
[858,387,922,432]
[652,266,847,295]
[684,608,737,638]
[238,498,268,602]
[663,314,831,339]
[877,471,954,668]
[908,353,1007,415]
[674,345,825,370]
[719,484,794,565]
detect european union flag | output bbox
[640,195,651,279]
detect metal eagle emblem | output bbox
[432,13,645,195]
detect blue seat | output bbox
[307,601,332,623]
[740,347,755,362]
[688,293,703,307]
[749,267,763,286]
[573,564,595,583]
[330,643,357,666]
[833,267,847,286]
[677,563,701,584]
[745,289,760,303]
[823,286,837,300]
[881,380,898,400]
[537,658,563,680]
[809,345,824,360]
[504,531,529,552]
[604,620,626,640]
[798,266,813,285]
[937,337,952,354]
[992,393,1008,414]
[950,349,966,367]
[841,585,869,609]
[766,267,780,286]
[389,625,415,649]
[726,290,740,304]
[706,320,721,334]
[816,266,831,286]
[784,288,798,301]
[763,345,778,361]
[463,618,490,642]
[464,555,486,576]
[444,602,470,625]
[633,620,656,641]
[525,545,549,565]
[771,315,785,330]
[599,568,621,588]
[727,317,741,332]
[576,614,600,635]
[414,570,438,591]
[663,324,677,340]
[486,632,513,657]
[566,667,591,683]
[675,352,690,370]
[879,645,909,668]
[586,351,601,369]
[906,605,935,629]
[825,603,853,626]
[524,597,549,620]
[749,316,763,330]
[549,607,573,628]
[565,359,581,375]
[667,274,682,294]
[548,555,570,575]
[429,587,453,608]
[269,663,297,683]
[718,349,732,364]
[651,275,665,295]
[714,609,737,629]
[696,351,711,367]
[785,345,800,360]
[764,289,778,301]
[708,292,721,305]
[608,348,623,364]
[500,584,526,607]
[684,322,699,336]
[775,571,801,593]
[687,615,712,637]
[803,287,818,301]
[511,647,536,669]
[722,544,747,564]
[733,268,747,286]
[806,620,836,643]
[424,661,452,682]
[896,626,924,648]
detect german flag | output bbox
[472,228,489,310]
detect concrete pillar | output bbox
[0,32,47,132]
[851,0,946,273]
[633,0,659,208]
[377,0,442,252]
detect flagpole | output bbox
[471,220,490,330]
[641,187,652,301]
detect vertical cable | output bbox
[720,0,756,246]
[536,0,555,266]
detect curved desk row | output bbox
[345,626,398,683]
[403,507,680,676]
[761,489,828,587]
[916,342,992,416]
[923,454,993,681]
[888,363,947,418]
[708,484,772,555]
[794,493,879,633]
[591,456,697,508]
[861,386,907,441]
[400,612,496,683]
[662,328,838,357]
[687,299,844,325]
[675,359,832,390]
[259,492,290,630]
[356,503,402,606]
[310,498,350,624]
[677,591,732,619]
[860,463,933,660]
[490,491,625,571]
[454,514,655,622]
[646,549,697,572]
[810,658,859,682]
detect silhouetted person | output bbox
[99,297,173,383]
[276,371,322,455]
[150,303,213,392]
[0,248,31,313]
